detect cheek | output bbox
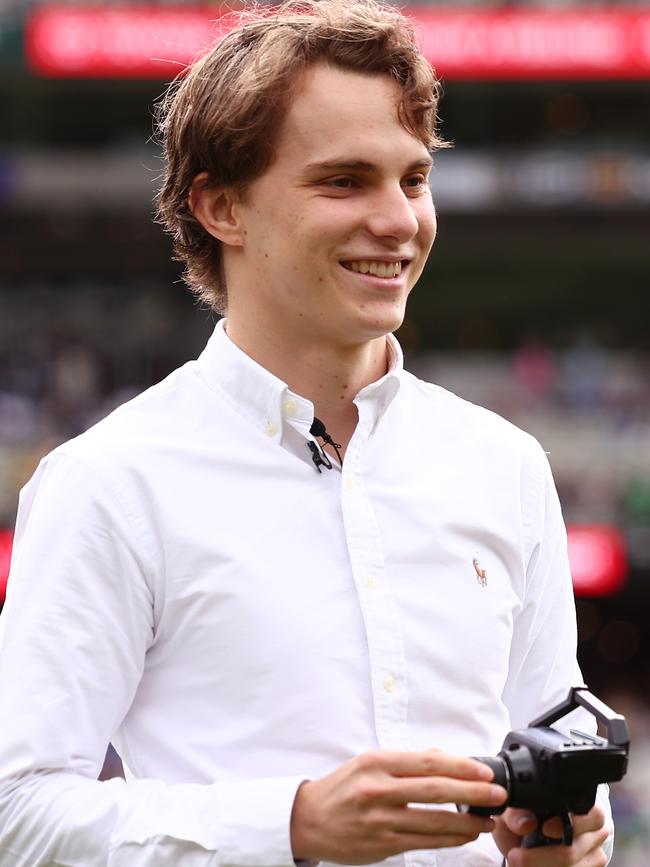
[249,217,297,266]
[419,201,437,250]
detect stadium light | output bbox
[568,524,628,598]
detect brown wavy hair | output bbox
[154,0,448,312]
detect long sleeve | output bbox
[502,444,614,861]
[0,453,304,867]
[502,446,583,727]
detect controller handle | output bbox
[522,810,573,848]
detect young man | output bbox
[0,2,611,866]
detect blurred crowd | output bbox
[0,282,210,526]
[601,690,650,867]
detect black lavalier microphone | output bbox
[308,417,342,472]
[307,440,332,473]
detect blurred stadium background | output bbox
[0,0,648,862]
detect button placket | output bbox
[339,427,407,751]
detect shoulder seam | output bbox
[45,451,161,592]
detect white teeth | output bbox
[346,260,402,278]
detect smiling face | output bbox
[222,63,437,351]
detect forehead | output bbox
[272,64,430,170]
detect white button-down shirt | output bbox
[0,320,611,867]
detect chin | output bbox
[365,303,407,335]
[330,296,407,345]
[353,314,405,344]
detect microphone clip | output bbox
[309,416,342,470]
[307,440,333,473]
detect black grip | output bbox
[522,830,560,848]
[522,810,573,847]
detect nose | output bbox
[364,182,422,244]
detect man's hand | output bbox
[492,805,609,866]
[290,748,507,864]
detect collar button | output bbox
[282,399,298,416]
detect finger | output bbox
[578,847,609,867]
[506,827,609,867]
[567,826,610,862]
[388,831,487,852]
[542,805,606,840]
[507,844,608,867]
[385,776,507,809]
[500,807,538,836]
[363,749,495,781]
[492,811,537,857]
[574,806,607,836]
[395,805,495,837]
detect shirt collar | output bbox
[197,318,404,441]
[354,334,403,433]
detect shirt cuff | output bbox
[213,775,308,867]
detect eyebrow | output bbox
[303,156,434,173]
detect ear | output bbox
[189,172,245,248]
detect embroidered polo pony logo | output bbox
[473,557,488,587]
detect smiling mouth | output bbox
[340,259,408,279]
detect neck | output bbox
[224,317,390,455]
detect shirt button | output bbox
[366,575,377,589]
[345,477,354,490]
[282,400,298,416]
[265,422,277,437]
[383,675,396,693]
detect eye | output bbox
[402,174,429,192]
[323,176,358,190]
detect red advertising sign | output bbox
[26,6,650,80]
[417,9,650,80]
[0,529,13,606]
[567,524,628,597]
[26,7,223,78]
